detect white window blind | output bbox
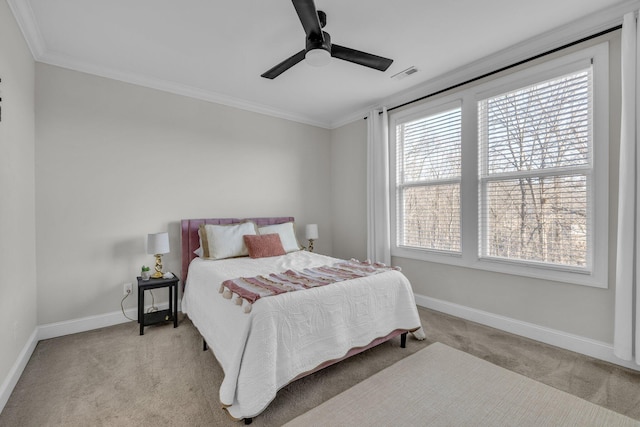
[390,43,608,287]
[478,68,592,269]
[396,106,462,252]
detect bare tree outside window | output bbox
[392,45,607,287]
[395,69,592,268]
[479,69,591,267]
[397,107,462,252]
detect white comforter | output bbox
[181,251,422,419]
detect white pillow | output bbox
[199,222,257,260]
[258,222,300,253]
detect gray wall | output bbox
[330,119,368,261]
[0,0,626,399]
[35,64,333,325]
[0,0,37,393]
[330,32,622,343]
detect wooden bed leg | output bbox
[203,338,208,351]
[244,417,253,425]
[400,332,407,348]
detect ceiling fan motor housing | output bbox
[306,31,331,54]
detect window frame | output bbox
[393,99,463,255]
[389,42,609,288]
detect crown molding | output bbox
[330,100,385,129]
[332,0,640,129]
[6,0,45,58]
[380,0,638,116]
[8,0,331,128]
[37,50,332,129]
[9,0,640,130]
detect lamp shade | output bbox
[305,224,319,240]
[147,232,170,255]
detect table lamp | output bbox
[305,224,319,252]
[147,232,170,279]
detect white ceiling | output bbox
[8,0,634,128]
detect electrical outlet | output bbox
[123,282,133,296]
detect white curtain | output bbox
[366,108,391,265]
[615,11,640,365]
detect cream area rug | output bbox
[284,342,639,427]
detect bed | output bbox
[180,217,424,423]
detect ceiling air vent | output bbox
[391,66,418,81]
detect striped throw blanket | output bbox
[219,259,400,313]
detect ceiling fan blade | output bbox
[331,44,393,72]
[261,50,306,79]
[292,0,323,41]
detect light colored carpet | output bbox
[1,308,639,426]
[285,342,640,427]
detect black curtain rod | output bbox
[367,24,622,118]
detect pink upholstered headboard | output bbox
[180,217,295,285]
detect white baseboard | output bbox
[38,301,174,341]
[0,328,38,413]
[1,300,178,414]
[3,294,637,416]
[414,293,640,371]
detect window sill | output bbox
[391,247,607,289]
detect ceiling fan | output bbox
[261,0,393,79]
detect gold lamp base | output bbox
[151,253,164,278]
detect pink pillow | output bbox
[243,234,286,259]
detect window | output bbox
[390,43,609,287]
[395,104,462,253]
[478,69,592,269]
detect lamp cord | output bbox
[120,293,135,321]
[147,291,159,313]
[120,290,158,322]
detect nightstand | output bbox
[137,274,179,335]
